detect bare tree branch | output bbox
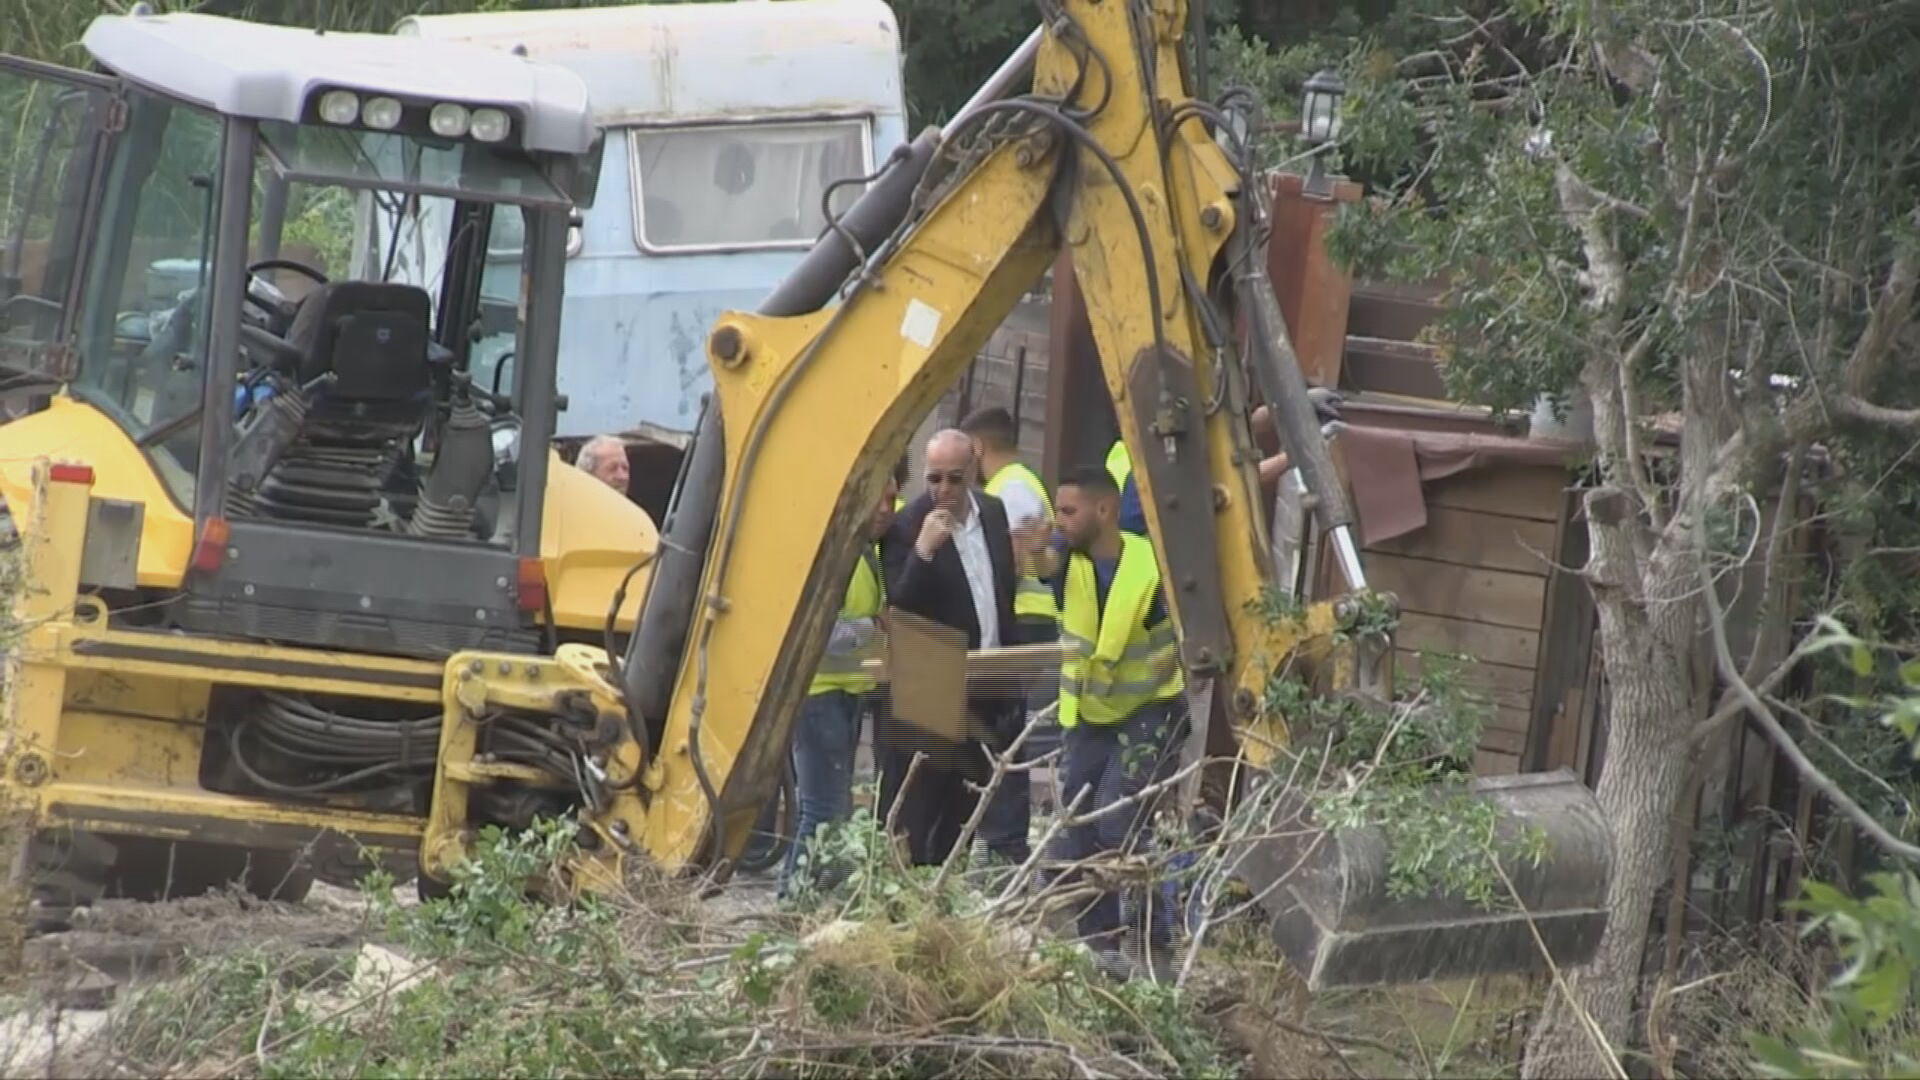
[1831,394,1920,428]
[1695,518,1920,865]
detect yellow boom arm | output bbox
[416,0,1371,880]
[635,0,1330,867]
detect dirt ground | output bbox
[2,882,378,1077]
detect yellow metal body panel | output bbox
[0,399,655,632]
[538,448,657,633]
[2,459,431,860]
[1034,3,1286,762]
[0,396,194,588]
[422,644,642,888]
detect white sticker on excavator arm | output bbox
[900,298,941,349]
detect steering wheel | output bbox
[246,257,328,286]
[238,257,330,365]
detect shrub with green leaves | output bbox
[88,814,1240,1079]
[1747,872,1920,1079]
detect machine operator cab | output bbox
[0,8,649,659]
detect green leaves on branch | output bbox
[1257,593,1547,910]
[1748,873,1920,1079]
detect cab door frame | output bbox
[0,54,122,405]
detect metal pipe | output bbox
[1010,343,1029,432]
[952,25,1043,128]
[622,399,725,724]
[1229,212,1356,542]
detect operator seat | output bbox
[251,281,435,528]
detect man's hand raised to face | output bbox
[916,508,956,561]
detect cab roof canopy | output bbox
[396,0,903,126]
[81,11,598,155]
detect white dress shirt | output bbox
[949,493,1001,649]
[995,471,1046,531]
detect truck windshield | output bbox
[258,122,568,210]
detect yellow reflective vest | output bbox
[1058,532,1184,728]
[809,546,886,696]
[1105,440,1131,488]
[983,460,1058,621]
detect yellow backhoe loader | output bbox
[0,0,1611,989]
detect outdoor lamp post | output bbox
[1300,69,1345,198]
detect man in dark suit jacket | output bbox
[878,428,1027,866]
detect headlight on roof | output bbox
[469,108,512,144]
[429,103,471,139]
[363,96,404,132]
[317,90,359,126]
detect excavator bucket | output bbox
[1238,769,1613,990]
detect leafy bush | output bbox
[88,816,1238,1079]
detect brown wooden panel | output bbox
[1423,466,1568,523]
[1267,173,1362,387]
[1474,749,1522,776]
[1370,554,1548,632]
[1526,486,1595,772]
[1479,725,1528,755]
[1488,704,1532,736]
[1397,612,1540,669]
[1368,507,1557,577]
[1347,282,1443,342]
[1343,336,1447,399]
[1397,650,1534,711]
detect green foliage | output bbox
[1732,619,1920,1078]
[1747,873,1920,1079]
[99,814,1239,1078]
[1258,589,1546,909]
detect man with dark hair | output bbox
[1033,464,1186,980]
[959,405,1053,862]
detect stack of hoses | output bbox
[228,691,598,806]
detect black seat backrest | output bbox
[285,281,432,401]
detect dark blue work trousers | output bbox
[780,688,864,893]
[976,615,1061,864]
[1046,697,1184,951]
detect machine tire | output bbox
[735,764,796,875]
[24,829,115,934]
[108,839,314,903]
[415,864,455,903]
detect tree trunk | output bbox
[1523,497,1699,1078]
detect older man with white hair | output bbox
[576,435,631,496]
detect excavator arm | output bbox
[423,0,1356,879]
[627,0,1362,866]
[416,0,1615,992]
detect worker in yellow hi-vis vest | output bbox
[779,470,899,896]
[961,406,1055,862]
[1031,463,1186,980]
[1104,438,1149,535]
